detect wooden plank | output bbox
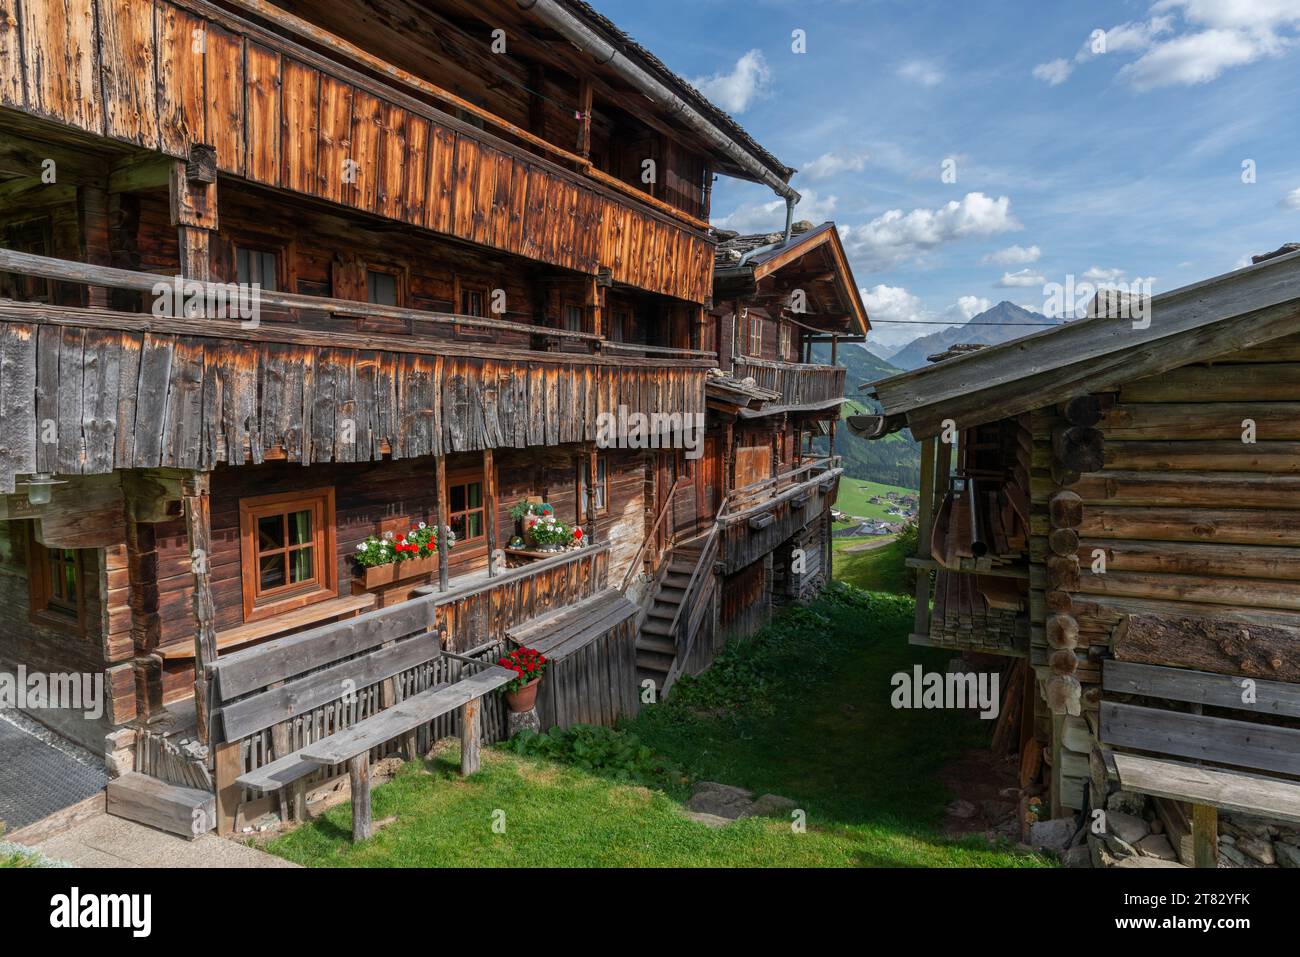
[202,22,245,175]
[459,697,481,775]
[297,665,514,764]
[1192,803,1218,869]
[1101,701,1300,776]
[0,323,37,493]
[1115,610,1300,683]
[211,597,435,699]
[315,74,354,204]
[1114,752,1300,825]
[220,633,438,741]
[97,0,161,147]
[349,753,372,841]
[1103,660,1300,718]
[279,57,319,194]
[106,771,215,840]
[154,3,205,155]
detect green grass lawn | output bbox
[832,534,913,595]
[267,585,1046,868]
[831,478,917,524]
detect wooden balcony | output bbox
[0,251,709,493]
[0,0,712,302]
[732,358,847,414]
[720,458,842,574]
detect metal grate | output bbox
[0,718,106,833]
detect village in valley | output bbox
[0,0,1298,922]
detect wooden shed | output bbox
[862,245,1300,866]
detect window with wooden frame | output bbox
[610,308,630,343]
[235,244,282,292]
[447,472,487,549]
[453,276,496,340]
[366,267,402,306]
[563,303,585,333]
[748,314,763,356]
[27,528,89,633]
[778,322,792,361]
[579,455,608,516]
[238,488,337,623]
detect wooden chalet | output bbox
[860,245,1300,866]
[0,0,862,842]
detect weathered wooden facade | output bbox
[862,246,1300,866]
[0,0,859,839]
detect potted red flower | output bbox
[498,646,549,712]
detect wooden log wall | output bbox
[0,0,713,302]
[0,317,706,493]
[1026,347,1300,811]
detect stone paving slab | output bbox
[31,813,299,868]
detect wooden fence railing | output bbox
[733,358,847,409]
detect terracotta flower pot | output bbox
[504,677,541,712]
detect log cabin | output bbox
[0,0,862,839]
[858,245,1300,866]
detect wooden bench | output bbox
[507,589,637,658]
[209,596,512,841]
[1100,659,1300,867]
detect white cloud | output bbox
[983,244,1042,265]
[1032,58,1073,85]
[1034,5,1299,90]
[949,296,992,320]
[897,59,944,87]
[841,192,1021,269]
[998,268,1046,287]
[1283,187,1300,210]
[1153,0,1300,31]
[712,189,837,234]
[800,150,871,182]
[1119,28,1285,89]
[690,50,771,114]
[1082,266,1127,283]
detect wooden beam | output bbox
[181,472,218,748]
[1192,803,1218,869]
[459,698,481,776]
[484,447,498,577]
[349,753,372,841]
[436,455,450,592]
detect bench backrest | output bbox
[1101,660,1300,778]
[210,594,442,744]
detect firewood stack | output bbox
[929,569,1028,653]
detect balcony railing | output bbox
[0,250,710,491]
[732,358,847,410]
[719,457,842,574]
[0,0,713,302]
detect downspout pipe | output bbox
[516,0,801,209]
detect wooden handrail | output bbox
[0,248,597,343]
[659,522,720,697]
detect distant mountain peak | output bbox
[884,301,1057,370]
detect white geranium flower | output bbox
[418,521,427,530]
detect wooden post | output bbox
[1192,803,1218,868]
[484,447,498,577]
[181,472,218,747]
[460,698,481,775]
[436,455,450,591]
[913,438,936,639]
[576,78,593,159]
[170,155,217,282]
[349,753,372,841]
[587,443,598,546]
[213,740,242,837]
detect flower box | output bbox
[356,554,437,589]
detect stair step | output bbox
[667,562,696,574]
[636,653,672,673]
[107,772,215,840]
[661,574,691,588]
[636,636,677,656]
[636,669,665,691]
[642,617,677,635]
[647,606,677,621]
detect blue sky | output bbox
[595,0,1300,352]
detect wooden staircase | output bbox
[635,532,712,692]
